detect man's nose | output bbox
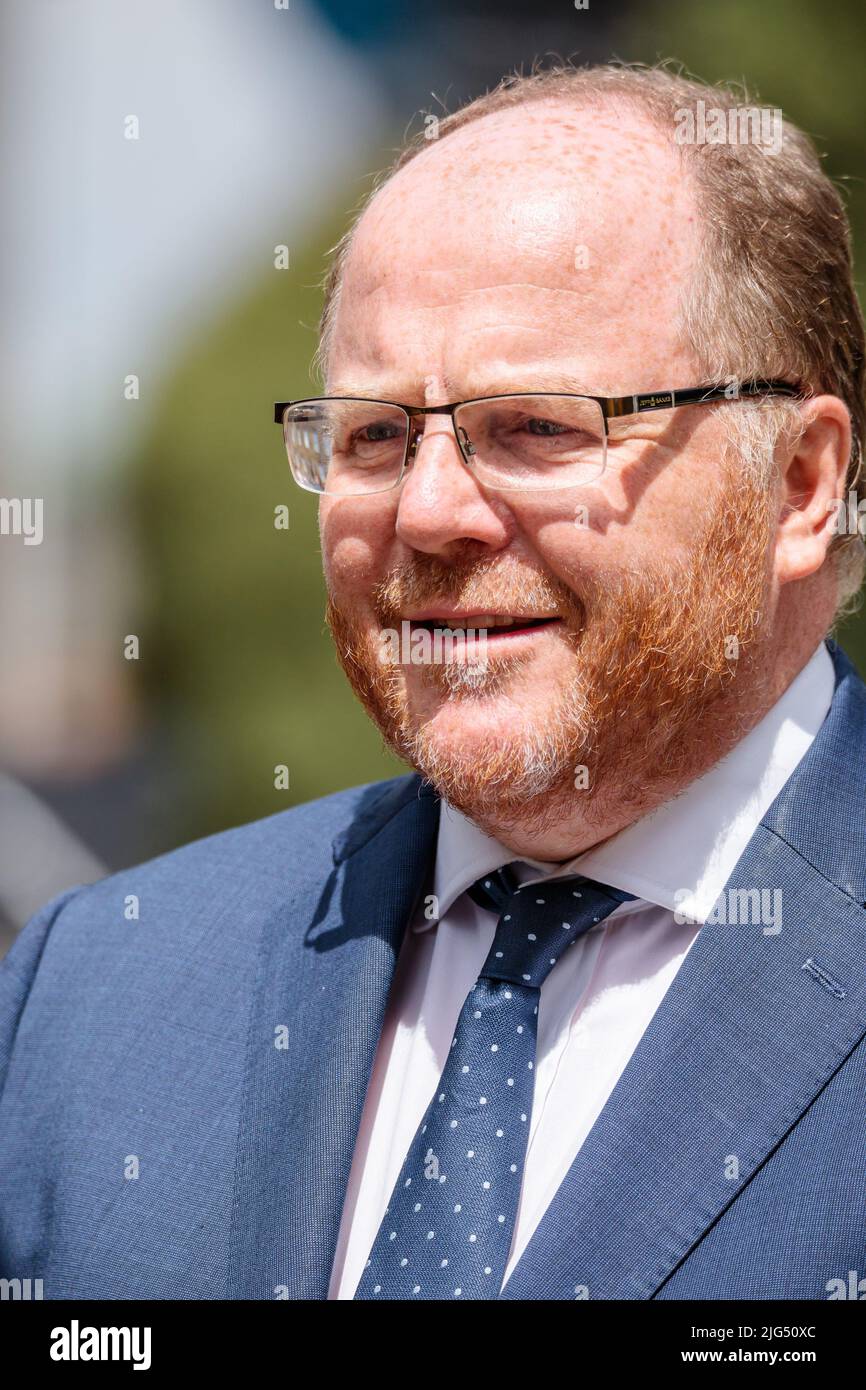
[394,416,507,554]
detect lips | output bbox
[406,614,561,637]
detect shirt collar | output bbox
[413,640,836,931]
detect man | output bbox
[1,63,865,1301]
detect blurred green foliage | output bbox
[132,5,865,844]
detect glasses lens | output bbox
[283,399,408,495]
[454,395,606,490]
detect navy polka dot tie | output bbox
[353,864,636,1299]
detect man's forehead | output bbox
[348,101,693,267]
[329,102,699,391]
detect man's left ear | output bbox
[775,395,853,585]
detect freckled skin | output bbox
[318,100,849,859]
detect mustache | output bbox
[371,555,583,626]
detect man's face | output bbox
[319,103,779,833]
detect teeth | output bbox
[410,614,557,629]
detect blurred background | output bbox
[2,0,865,955]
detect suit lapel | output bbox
[502,641,866,1299]
[228,775,440,1299]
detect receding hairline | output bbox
[320,87,696,383]
[370,88,686,177]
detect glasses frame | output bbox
[273,378,803,496]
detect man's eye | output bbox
[517,416,596,445]
[523,417,571,436]
[353,420,403,445]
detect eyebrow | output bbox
[325,370,603,401]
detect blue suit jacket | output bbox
[1,636,865,1300]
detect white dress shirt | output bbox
[328,640,835,1298]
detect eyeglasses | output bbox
[272,379,802,497]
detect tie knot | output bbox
[468,867,635,990]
